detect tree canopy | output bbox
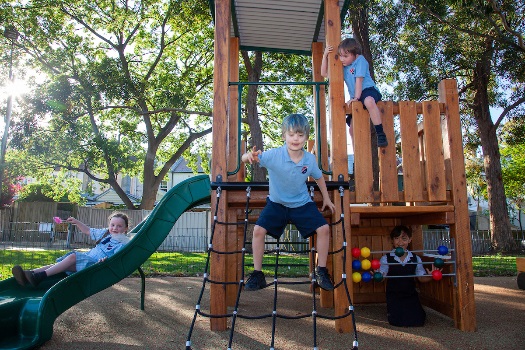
[3,0,215,209]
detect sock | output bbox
[374,123,385,134]
[317,266,327,272]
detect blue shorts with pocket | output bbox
[256,198,329,239]
[346,87,383,127]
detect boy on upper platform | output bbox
[321,37,387,149]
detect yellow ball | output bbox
[361,247,371,258]
[352,272,362,283]
[361,259,371,270]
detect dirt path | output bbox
[39,276,525,350]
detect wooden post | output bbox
[311,41,333,308]
[438,79,477,332]
[324,0,352,333]
[226,37,240,307]
[210,0,230,331]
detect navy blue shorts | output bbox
[346,87,382,127]
[256,198,329,239]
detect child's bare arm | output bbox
[65,217,90,236]
[321,46,333,77]
[241,146,262,164]
[315,176,335,213]
[353,77,364,100]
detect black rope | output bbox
[185,184,359,350]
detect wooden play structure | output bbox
[208,0,476,333]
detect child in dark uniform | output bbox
[378,225,438,327]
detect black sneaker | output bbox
[314,266,334,291]
[244,271,267,291]
[376,131,388,147]
[12,265,29,286]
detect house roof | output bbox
[87,189,143,206]
[170,157,206,173]
[209,0,350,55]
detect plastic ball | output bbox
[361,271,372,282]
[437,245,448,255]
[434,257,445,268]
[373,272,384,282]
[352,259,362,271]
[360,247,371,258]
[352,272,362,283]
[361,259,371,271]
[394,247,405,257]
[371,259,381,270]
[351,247,362,259]
[432,270,443,281]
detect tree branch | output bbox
[494,95,525,129]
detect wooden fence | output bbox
[0,203,211,252]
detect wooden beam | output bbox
[324,0,352,333]
[399,101,424,201]
[422,101,447,201]
[438,79,477,332]
[210,0,230,331]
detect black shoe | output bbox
[12,265,29,286]
[376,131,388,147]
[244,271,267,291]
[315,266,334,291]
[25,270,46,287]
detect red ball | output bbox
[432,270,443,281]
[351,247,361,259]
[370,259,381,270]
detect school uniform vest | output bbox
[385,254,426,327]
[386,254,418,296]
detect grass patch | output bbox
[0,250,311,280]
[471,255,518,277]
[1,249,519,280]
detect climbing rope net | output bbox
[186,183,358,350]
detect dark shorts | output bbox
[346,87,383,127]
[256,198,328,239]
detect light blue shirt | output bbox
[258,145,322,208]
[343,55,379,99]
[85,228,130,260]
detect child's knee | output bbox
[364,96,378,109]
[316,225,330,236]
[252,226,266,239]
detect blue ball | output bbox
[437,245,448,255]
[361,271,372,283]
[352,259,362,271]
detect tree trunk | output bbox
[351,5,379,189]
[139,148,160,210]
[241,51,266,182]
[472,38,516,251]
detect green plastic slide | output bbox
[0,175,211,350]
